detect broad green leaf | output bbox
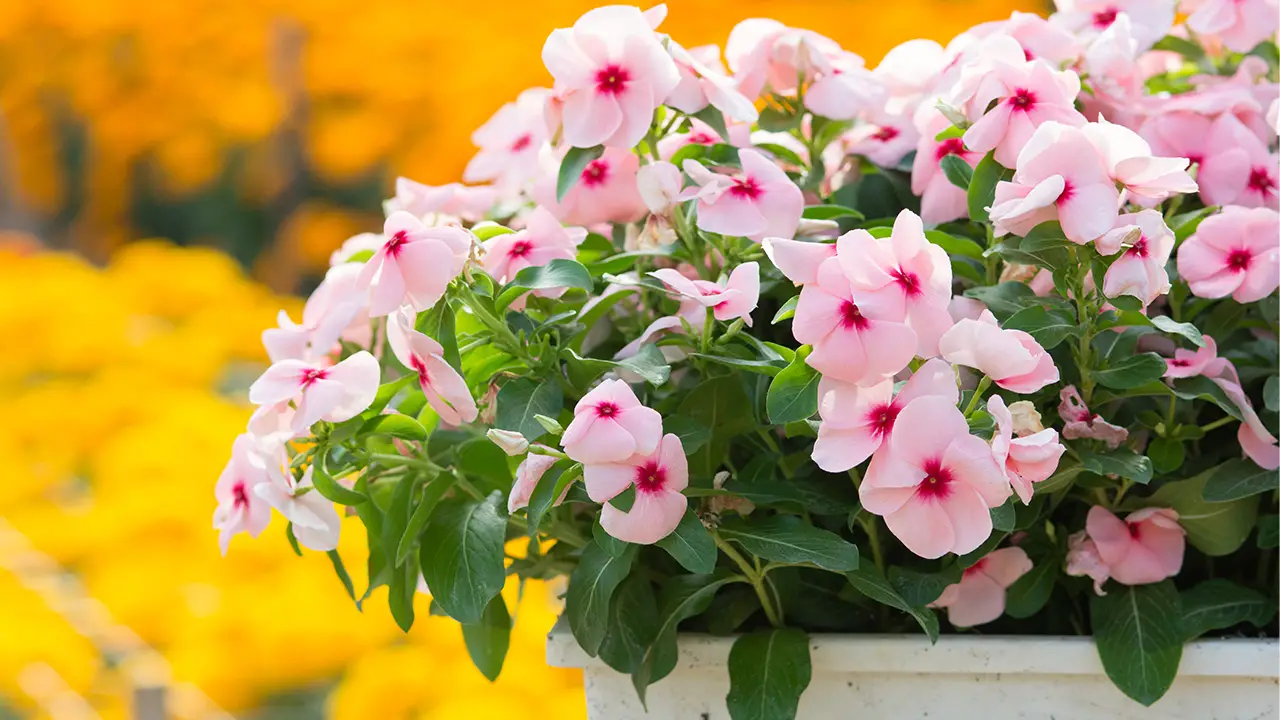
[1147,437,1185,475]
[990,499,1016,532]
[691,105,730,141]
[563,344,671,387]
[692,352,787,376]
[418,300,461,369]
[1004,556,1058,619]
[495,378,563,442]
[312,456,367,506]
[395,474,456,567]
[471,222,514,242]
[758,106,801,132]
[380,474,419,576]
[939,154,973,190]
[1090,581,1184,706]
[360,414,430,441]
[757,142,808,167]
[567,540,638,656]
[462,595,512,681]
[593,520,630,558]
[801,204,864,221]
[598,573,660,673]
[1077,448,1154,484]
[1180,579,1275,641]
[679,376,755,477]
[772,295,799,324]
[419,493,508,624]
[717,515,859,572]
[1150,315,1205,347]
[1002,304,1079,349]
[1265,376,1279,412]
[726,629,812,720]
[767,346,821,424]
[1093,353,1168,390]
[889,566,959,607]
[1168,205,1218,242]
[967,151,1007,223]
[557,145,605,202]
[457,440,513,492]
[964,281,1038,320]
[1151,34,1205,59]
[845,566,939,641]
[1019,221,1070,252]
[732,477,859,516]
[632,575,739,702]
[656,508,717,574]
[1202,458,1278,502]
[326,549,356,601]
[525,461,579,536]
[1258,514,1279,548]
[1170,376,1244,421]
[496,258,594,312]
[1144,470,1259,556]
[662,415,712,455]
[388,555,418,632]
[366,375,416,416]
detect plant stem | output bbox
[963,376,992,417]
[858,515,887,575]
[713,533,783,628]
[700,307,715,354]
[1200,415,1236,433]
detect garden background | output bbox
[0,1,1037,718]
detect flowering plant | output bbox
[217,3,1280,717]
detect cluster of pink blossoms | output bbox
[217,0,1278,633]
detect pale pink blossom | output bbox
[263,263,368,362]
[665,42,758,124]
[813,358,958,472]
[1081,117,1198,205]
[1177,206,1280,303]
[805,50,888,121]
[1164,335,1226,379]
[1098,210,1175,308]
[861,396,1013,559]
[465,88,552,190]
[636,160,684,214]
[386,178,497,224]
[1059,385,1129,449]
[213,435,274,555]
[248,351,380,434]
[481,206,586,284]
[561,379,663,464]
[949,296,989,323]
[387,310,477,426]
[1212,376,1280,471]
[725,19,842,100]
[680,148,803,242]
[837,210,955,356]
[585,433,689,544]
[656,117,732,159]
[988,395,1066,504]
[649,261,760,325]
[912,112,981,225]
[330,232,386,266]
[538,147,647,226]
[1197,114,1279,209]
[1050,0,1175,50]
[1086,506,1185,586]
[246,401,298,452]
[793,257,918,385]
[931,547,1033,626]
[541,5,680,148]
[1066,530,1111,594]
[255,459,341,552]
[839,109,919,172]
[1080,15,1144,112]
[508,452,559,513]
[615,294,706,360]
[762,238,836,286]
[1186,0,1280,53]
[969,11,1081,65]
[962,58,1085,168]
[357,212,473,317]
[939,310,1059,394]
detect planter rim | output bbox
[546,627,1280,679]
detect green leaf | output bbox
[767,346,820,424]
[419,493,508,624]
[1145,470,1259,556]
[1147,437,1185,475]
[557,145,605,202]
[692,352,787,376]
[326,549,356,601]
[1150,315,1205,347]
[731,477,859,516]
[598,573,660,673]
[1180,579,1275,641]
[661,415,712,455]
[691,105,730,141]
[632,575,739,703]
[1168,205,1218,242]
[1002,304,1079,349]
[388,555,418,632]
[726,629,812,720]
[717,515,859,572]
[925,230,984,260]
[360,414,430,441]
[964,281,1038,320]
[1004,555,1057,619]
[1077,447,1153,484]
[563,344,671,387]
[1258,514,1279,548]
[939,154,973,190]
[679,376,755,477]
[462,595,512,681]
[801,204,864,221]
[495,378,563,442]
[496,258,594,313]
[366,375,416,416]
[967,151,1007,223]
[757,142,808,168]
[1170,376,1244,421]
[395,474,456,567]
[593,520,630,558]
[758,106,801,132]
[1093,353,1168,390]
[1202,458,1279,502]
[1151,34,1205,60]
[656,508,717,574]
[525,461,578,536]
[1090,581,1184,707]
[990,499,1016,532]
[772,295,799,324]
[845,566,939,641]
[671,142,741,168]
[471,222,515,242]
[889,566,959,607]
[311,456,367,506]
[418,300,461,370]
[1265,376,1279,412]
[567,539,638,656]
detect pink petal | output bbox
[601,489,687,544]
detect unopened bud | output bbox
[534,414,564,436]
[486,428,529,456]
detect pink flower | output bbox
[561,379,663,464]
[387,310,477,426]
[1177,206,1280,303]
[931,547,1033,627]
[762,238,836,286]
[481,206,586,284]
[1164,335,1227,379]
[872,39,946,114]
[1139,111,1211,179]
[911,112,981,225]
[988,395,1066,504]
[1082,117,1198,205]
[248,351,380,434]
[1212,376,1280,471]
[725,19,842,100]
[246,401,299,452]
[541,5,679,149]
[636,160,684,214]
[213,435,274,555]
[1059,385,1129,449]
[387,178,497,223]
[1198,114,1279,209]
[1086,506,1185,586]
[649,261,760,326]
[656,117,733,160]
[861,396,1013,559]
[263,263,368,363]
[357,212,472,317]
[989,121,1120,244]
[585,433,689,544]
[962,58,1085,168]
[1098,210,1174,308]
[805,50,887,121]
[939,310,1059,394]
[539,147,646,226]
[813,358,958,472]
[793,256,918,385]
[970,11,1081,66]
[680,148,803,242]
[1186,0,1280,53]
[839,109,919,168]
[1050,0,1175,50]
[255,457,341,552]
[1066,529,1112,594]
[508,452,559,513]
[837,210,955,356]
[465,88,552,190]
[664,42,758,124]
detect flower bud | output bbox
[487,428,529,456]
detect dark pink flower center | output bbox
[867,403,902,439]
[299,367,328,388]
[872,126,900,142]
[1127,522,1142,539]
[839,300,870,330]
[1247,166,1276,195]
[1126,236,1149,258]
[963,557,987,577]
[1092,8,1118,28]
[596,402,620,418]
[581,159,609,187]
[688,131,718,145]
[890,266,922,296]
[510,134,533,152]
[1058,180,1075,205]
[935,137,966,161]
[233,482,250,510]
[915,458,955,500]
[1170,358,1190,367]
[508,240,533,258]
[1186,154,1203,166]
[385,230,411,257]
[595,64,631,96]
[729,177,763,200]
[1023,47,1035,61]
[634,461,667,494]
[1227,248,1252,272]
[1009,88,1037,111]
[410,355,431,388]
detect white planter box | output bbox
[547,629,1279,719]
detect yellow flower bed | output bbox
[0,240,584,719]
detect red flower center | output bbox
[510,134,533,152]
[890,266,922,296]
[1023,47,1035,61]
[1092,8,1118,28]
[385,229,410,257]
[1009,88,1037,110]
[935,137,967,161]
[299,367,328,388]
[839,300,870,330]
[872,126,900,142]
[1126,236,1149,258]
[1186,154,1203,166]
[1227,248,1253,272]
[687,131,718,145]
[581,159,609,187]
[867,403,902,439]
[1058,180,1075,205]
[596,402,620,418]
[233,482,250,510]
[963,557,987,577]
[595,64,631,96]
[1247,166,1276,195]
[729,177,763,199]
[1170,358,1189,367]
[508,239,533,258]
[1127,522,1142,539]
[634,461,667,494]
[411,355,431,389]
[916,459,955,500]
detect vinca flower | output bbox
[930,547,1033,626]
[584,433,689,544]
[561,379,663,464]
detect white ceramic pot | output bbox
[547,630,1279,719]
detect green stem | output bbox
[963,376,992,417]
[713,533,783,628]
[1200,415,1236,433]
[700,307,715,354]
[857,515,887,575]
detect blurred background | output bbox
[0,1,1036,718]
